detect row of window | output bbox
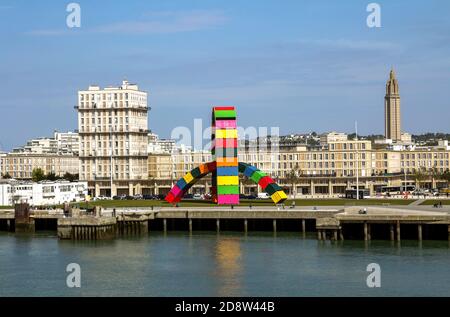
[79,93,146,102]
[401,153,449,159]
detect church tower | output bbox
[384,68,401,141]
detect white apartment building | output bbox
[13,137,58,154]
[320,132,348,145]
[0,181,12,205]
[11,131,79,155]
[77,80,149,197]
[148,133,176,154]
[54,131,80,155]
[0,180,88,206]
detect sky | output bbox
[0,0,449,151]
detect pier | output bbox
[0,204,449,241]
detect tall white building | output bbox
[76,80,149,197]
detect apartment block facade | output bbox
[0,153,79,179]
[76,80,149,197]
[147,135,450,197]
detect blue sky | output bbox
[0,0,449,151]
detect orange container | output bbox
[216,157,238,167]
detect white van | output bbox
[257,192,270,199]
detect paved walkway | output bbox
[409,199,425,206]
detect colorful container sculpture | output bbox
[165,106,287,205]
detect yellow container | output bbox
[216,129,237,139]
[271,190,287,204]
[217,176,239,185]
[183,172,194,184]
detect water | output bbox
[1,231,449,297]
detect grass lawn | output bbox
[70,198,416,209]
[420,200,450,205]
[1,198,417,210]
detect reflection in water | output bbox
[215,238,242,296]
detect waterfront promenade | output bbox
[0,203,449,241]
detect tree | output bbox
[441,170,450,188]
[32,168,46,182]
[148,174,156,195]
[430,167,444,188]
[63,172,79,182]
[2,172,12,179]
[413,167,428,190]
[285,164,302,199]
[46,172,58,181]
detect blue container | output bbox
[217,166,239,176]
[176,178,187,190]
[243,165,258,178]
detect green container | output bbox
[191,167,201,178]
[217,185,240,195]
[215,110,236,119]
[250,170,266,183]
[238,163,248,173]
[265,183,281,196]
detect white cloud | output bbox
[25,29,70,36]
[94,10,227,34]
[296,38,402,51]
[26,9,227,36]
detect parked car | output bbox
[412,190,428,196]
[431,189,440,196]
[96,195,112,200]
[203,193,212,200]
[240,194,257,199]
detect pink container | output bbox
[215,120,236,129]
[218,194,239,205]
[171,185,182,197]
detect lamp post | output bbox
[108,101,114,199]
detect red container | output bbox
[213,106,235,111]
[215,138,238,148]
[165,192,176,203]
[258,176,274,190]
[206,161,217,173]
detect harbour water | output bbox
[1,231,449,297]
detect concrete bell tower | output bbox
[384,68,401,141]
